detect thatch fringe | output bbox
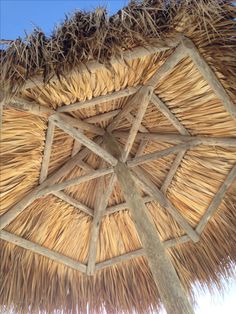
[0,0,235,93]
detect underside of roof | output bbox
[0,1,236,313]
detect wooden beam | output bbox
[147,44,187,87]
[132,167,200,242]
[127,141,200,168]
[84,109,120,124]
[151,94,190,135]
[51,114,118,166]
[58,86,139,113]
[0,139,101,230]
[39,167,114,196]
[106,195,154,215]
[71,140,82,157]
[161,150,186,194]
[121,86,154,161]
[196,164,236,234]
[0,230,86,273]
[104,133,194,314]
[114,132,236,147]
[53,191,94,216]
[6,97,55,117]
[182,37,236,123]
[39,121,55,183]
[22,41,179,90]
[87,174,116,275]
[96,235,190,271]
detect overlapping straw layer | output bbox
[0,0,236,313]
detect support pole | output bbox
[104,134,194,314]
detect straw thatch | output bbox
[0,0,236,313]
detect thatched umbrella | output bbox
[0,0,236,313]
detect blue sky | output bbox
[1,0,236,313]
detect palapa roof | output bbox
[0,0,236,313]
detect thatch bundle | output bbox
[0,0,236,313]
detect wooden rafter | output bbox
[0,230,87,273]
[132,167,200,242]
[127,140,200,168]
[182,37,236,123]
[87,173,116,275]
[96,235,190,271]
[196,164,236,234]
[121,86,154,161]
[53,191,94,216]
[51,114,117,166]
[0,139,102,230]
[39,120,55,184]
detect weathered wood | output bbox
[127,141,200,168]
[84,109,120,124]
[87,174,116,275]
[39,121,55,183]
[106,195,154,215]
[7,97,55,117]
[39,167,114,196]
[182,37,236,123]
[0,139,101,230]
[161,150,186,194]
[0,230,86,273]
[126,112,148,133]
[147,44,187,87]
[121,86,154,161]
[58,86,138,113]
[54,113,105,136]
[151,94,190,135]
[95,235,191,271]
[105,134,194,314]
[132,167,200,242]
[114,132,236,147]
[53,191,94,216]
[22,41,179,90]
[71,140,82,157]
[51,114,118,166]
[196,164,236,234]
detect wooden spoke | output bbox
[196,164,236,234]
[132,167,200,242]
[182,37,236,123]
[39,121,55,184]
[0,230,87,273]
[87,174,116,275]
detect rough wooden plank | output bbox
[54,113,105,136]
[132,167,200,242]
[121,86,154,161]
[147,44,187,87]
[58,86,139,113]
[87,174,116,275]
[106,195,154,215]
[71,140,82,157]
[151,94,190,135]
[196,164,236,234]
[53,191,94,216]
[95,235,190,271]
[0,139,102,230]
[182,37,236,123]
[115,132,236,147]
[104,133,194,314]
[0,230,86,273]
[39,167,114,196]
[22,42,179,90]
[161,150,186,194]
[39,121,55,183]
[6,97,55,117]
[84,109,120,124]
[51,114,118,166]
[127,141,200,168]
